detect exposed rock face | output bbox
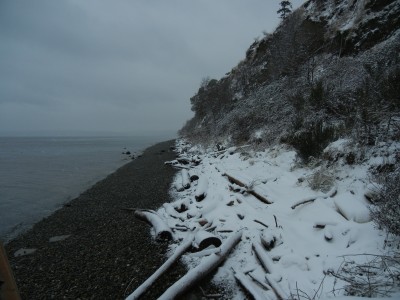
[303,0,400,55]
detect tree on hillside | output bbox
[277,1,292,19]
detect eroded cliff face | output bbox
[181,0,400,156]
[304,0,400,54]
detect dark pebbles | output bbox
[4,140,195,300]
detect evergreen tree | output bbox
[277,1,292,19]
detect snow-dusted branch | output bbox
[223,173,272,204]
[158,232,242,300]
[233,268,268,300]
[125,234,194,300]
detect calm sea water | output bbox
[0,136,164,242]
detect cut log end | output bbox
[195,194,206,202]
[157,231,173,241]
[194,237,222,252]
[134,210,173,241]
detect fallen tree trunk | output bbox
[134,209,173,241]
[125,235,194,300]
[158,231,242,300]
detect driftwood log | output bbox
[192,231,221,252]
[125,235,194,300]
[253,238,288,300]
[176,157,191,165]
[188,169,199,182]
[134,209,173,241]
[181,169,191,189]
[248,272,273,292]
[313,221,338,229]
[224,173,272,204]
[265,274,288,300]
[158,232,242,300]
[260,232,276,251]
[195,177,209,201]
[233,269,267,300]
[252,242,276,274]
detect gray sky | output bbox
[0,0,305,136]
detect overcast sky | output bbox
[0,0,305,137]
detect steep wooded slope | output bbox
[180,0,400,159]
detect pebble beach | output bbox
[4,140,194,299]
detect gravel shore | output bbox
[4,140,194,299]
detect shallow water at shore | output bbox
[0,136,164,241]
[5,140,193,300]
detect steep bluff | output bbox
[180,0,400,159]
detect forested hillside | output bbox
[164,1,400,298]
[180,0,400,160]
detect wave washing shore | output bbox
[5,140,199,300]
[0,136,159,241]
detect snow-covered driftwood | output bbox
[252,242,276,274]
[174,169,191,191]
[195,177,209,201]
[163,203,184,220]
[248,271,273,292]
[291,187,338,209]
[265,274,288,300]
[158,232,242,300]
[164,160,190,170]
[181,169,191,189]
[224,173,272,204]
[188,171,199,182]
[334,196,371,223]
[313,221,338,229]
[125,235,194,300]
[174,181,185,192]
[233,269,268,300]
[261,231,276,251]
[134,209,173,241]
[192,230,222,252]
[177,156,191,165]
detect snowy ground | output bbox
[157,139,400,299]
